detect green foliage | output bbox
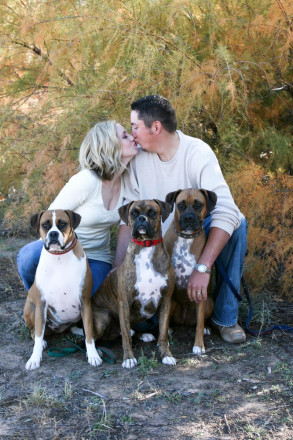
[0,0,292,295]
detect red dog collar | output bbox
[131,237,163,247]
[46,236,78,255]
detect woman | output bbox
[17,121,138,296]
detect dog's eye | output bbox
[42,222,51,231]
[193,201,203,210]
[177,202,186,211]
[58,221,68,231]
[131,209,139,219]
[148,209,156,218]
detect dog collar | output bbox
[131,237,163,247]
[172,222,203,239]
[46,236,78,255]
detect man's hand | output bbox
[187,270,210,303]
[186,227,230,303]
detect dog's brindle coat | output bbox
[23,209,102,370]
[164,189,217,355]
[91,200,176,369]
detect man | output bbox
[114,95,247,344]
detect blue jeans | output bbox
[17,240,111,297]
[134,215,248,332]
[204,215,248,327]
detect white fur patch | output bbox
[35,248,87,330]
[192,346,205,355]
[26,335,44,370]
[122,358,137,369]
[134,247,167,319]
[172,237,196,288]
[162,356,176,365]
[45,211,65,249]
[85,339,103,367]
[140,333,156,342]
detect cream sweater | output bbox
[123,131,242,236]
[49,169,123,263]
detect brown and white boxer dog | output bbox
[164,189,217,355]
[23,209,102,370]
[91,200,176,369]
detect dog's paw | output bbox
[162,356,176,366]
[130,329,135,337]
[43,340,47,350]
[25,355,41,371]
[122,358,137,369]
[86,340,102,367]
[87,353,103,367]
[192,345,205,355]
[204,327,211,335]
[140,333,156,343]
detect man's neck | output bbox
[157,131,180,162]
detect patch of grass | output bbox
[121,414,134,423]
[192,391,205,405]
[244,422,266,438]
[69,370,83,380]
[17,321,30,341]
[163,391,183,404]
[182,357,200,366]
[88,395,112,435]
[137,349,159,374]
[64,379,72,399]
[25,384,61,408]
[274,362,292,382]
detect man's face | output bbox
[130,110,155,151]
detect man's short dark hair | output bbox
[131,95,177,133]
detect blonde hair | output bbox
[79,120,122,180]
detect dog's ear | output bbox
[118,202,134,225]
[199,189,217,214]
[154,200,173,223]
[30,212,45,232]
[65,210,82,230]
[165,190,182,210]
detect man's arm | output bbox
[187,227,230,303]
[112,224,131,270]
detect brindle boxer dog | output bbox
[91,200,176,369]
[164,189,217,355]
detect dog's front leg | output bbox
[193,301,206,355]
[26,300,47,371]
[118,298,137,369]
[81,299,103,367]
[157,291,176,366]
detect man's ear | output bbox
[199,189,217,214]
[152,120,163,135]
[154,200,173,223]
[165,190,182,210]
[30,212,45,232]
[118,202,135,225]
[65,210,82,230]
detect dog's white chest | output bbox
[172,237,196,288]
[134,247,167,318]
[36,249,87,329]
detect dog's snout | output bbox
[49,230,59,238]
[183,213,195,222]
[138,215,147,223]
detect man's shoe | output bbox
[213,323,246,344]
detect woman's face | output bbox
[116,124,138,163]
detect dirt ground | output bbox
[0,237,292,440]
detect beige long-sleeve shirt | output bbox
[123,131,242,236]
[49,169,123,262]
